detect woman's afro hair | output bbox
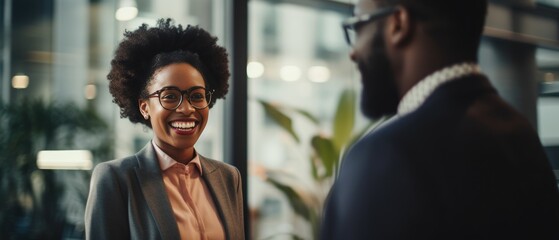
[108,18,229,127]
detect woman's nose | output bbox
[176,98,195,113]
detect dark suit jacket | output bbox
[321,76,559,239]
[85,143,244,240]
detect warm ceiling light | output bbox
[280,65,301,82]
[247,61,265,79]
[308,66,331,83]
[12,74,29,89]
[115,0,138,21]
[85,84,97,100]
[37,150,93,170]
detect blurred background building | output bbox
[0,0,558,239]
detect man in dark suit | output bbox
[320,0,559,239]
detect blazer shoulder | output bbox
[341,120,414,174]
[200,156,239,173]
[90,155,140,186]
[352,121,405,152]
[93,155,139,173]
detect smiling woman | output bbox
[84,18,245,240]
[139,63,210,162]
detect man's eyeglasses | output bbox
[342,7,397,46]
[145,86,213,110]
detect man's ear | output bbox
[385,6,413,47]
[139,99,150,120]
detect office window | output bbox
[247,0,365,239]
[0,0,228,238]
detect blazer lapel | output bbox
[200,156,235,239]
[134,143,181,240]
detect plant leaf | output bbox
[310,153,320,181]
[290,107,320,125]
[332,89,355,153]
[258,100,300,143]
[266,177,312,221]
[311,135,338,178]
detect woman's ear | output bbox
[139,99,150,120]
[385,6,414,47]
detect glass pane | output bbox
[0,0,228,238]
[538,0,559,8]
[114,0,227,161]
[247,1,365,239]
[536,47,559,186]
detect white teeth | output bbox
[171,121,195,129]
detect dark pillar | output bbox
[225,0,249,238]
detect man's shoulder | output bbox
[343,122,410,165]
[352,116,413,148]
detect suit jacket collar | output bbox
[199,155,236,240]
[401,74,496,117]
[134,143,181,240]
[133,142,235,240]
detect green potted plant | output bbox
[0,99,111,240]
[257,89,390,239]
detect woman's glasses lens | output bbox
[158,88,211,110]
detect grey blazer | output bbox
[84,143,244,240]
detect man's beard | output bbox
[358,28,400,119]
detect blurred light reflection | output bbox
[37,150,93,170]
[247,61,265,79]
[308,66,331,83]
[12,74,29,89]
[280,65,301,82]
[116,0,138,21]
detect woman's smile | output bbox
[169,119,198,135]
